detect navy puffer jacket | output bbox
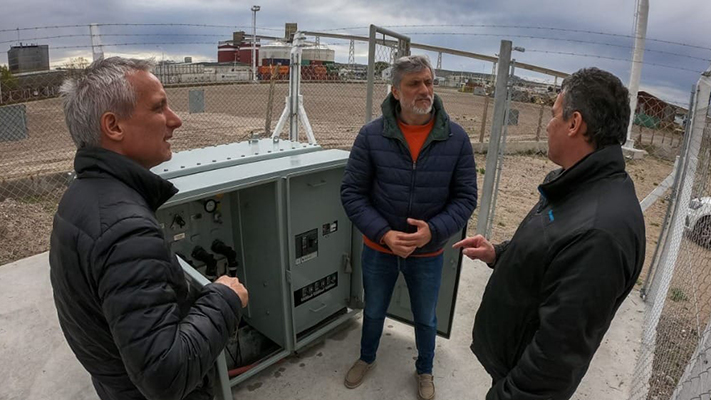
[341,93,478,255]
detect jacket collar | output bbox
[74,147,178,211]
[539,145,627,202]
[380,93,451,143]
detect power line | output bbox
[398,32,711,63]
[319,24,711,52]
[525,49,705,74]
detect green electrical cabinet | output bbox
[151,139,464,397]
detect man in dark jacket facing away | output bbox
[341,55,478,400]
[454,67,646,400]
[49,57,248,400]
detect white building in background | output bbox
[153,62,252,85]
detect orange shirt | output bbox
[363,116,443,257]
[399,117,435,162]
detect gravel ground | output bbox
[0,150,673,269]
[0,196,57,265]
[0,83,682,180]
[476,152,674,283]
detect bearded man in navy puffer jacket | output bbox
[341,54,478,400]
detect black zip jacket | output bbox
[49,147,242,400]
[472,145,645,400]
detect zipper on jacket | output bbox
[407,161,416,219]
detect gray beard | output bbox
[411,104,433,115]
[409,97,433,115]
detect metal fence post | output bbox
[476,40,512,237]
[535,102,545,142]
[485,59,515,238]
[479,95,489,143]
[365,25,377,124]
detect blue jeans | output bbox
[359,245,443,374]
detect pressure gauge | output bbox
[204,199,218,213]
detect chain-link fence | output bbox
[633,92,686,157]
[485,64,560,243]
[631,68,711,400]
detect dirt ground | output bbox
[0,82,680,267]
[472,151,674,281]
[0,82,682,179]
[0,81,679,265]
[0,148,675,267]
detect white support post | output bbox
[271,97,290,142]
[269,32,316,144]
[298,95,316,144]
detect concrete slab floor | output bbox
[0,252,644,400]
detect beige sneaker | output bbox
[344,359,376,389]
[416,373,435,400]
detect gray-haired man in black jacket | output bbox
[455,67,645,400]
[49,57,248,400]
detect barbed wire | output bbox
[1,32,280,46]
[44,39,705,74]
[399,32,711,63]
[102,33,225,37]
[96,23,282,31]
[0,34,90,45]
[319,24,711,52]
[52,42,217,50]
[525,49,705,74]
[0,23,282,34]
[0,24,88,33]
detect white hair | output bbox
[391,55,435,89]
[59,57,155,148]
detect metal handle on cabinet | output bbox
[309,302,328,313]
[307,179,327,188]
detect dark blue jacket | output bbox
[341,93,478,255]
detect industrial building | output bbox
[216,24,337,81]
[217,31,260,65]
[153,61,252,85]
[7,44,50,74]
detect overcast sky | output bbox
[1,0,709,105]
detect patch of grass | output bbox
[478,167,486,175]
[670,287,689,302]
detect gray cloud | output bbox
[1,0,708,105]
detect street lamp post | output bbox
[251,5,260,82]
